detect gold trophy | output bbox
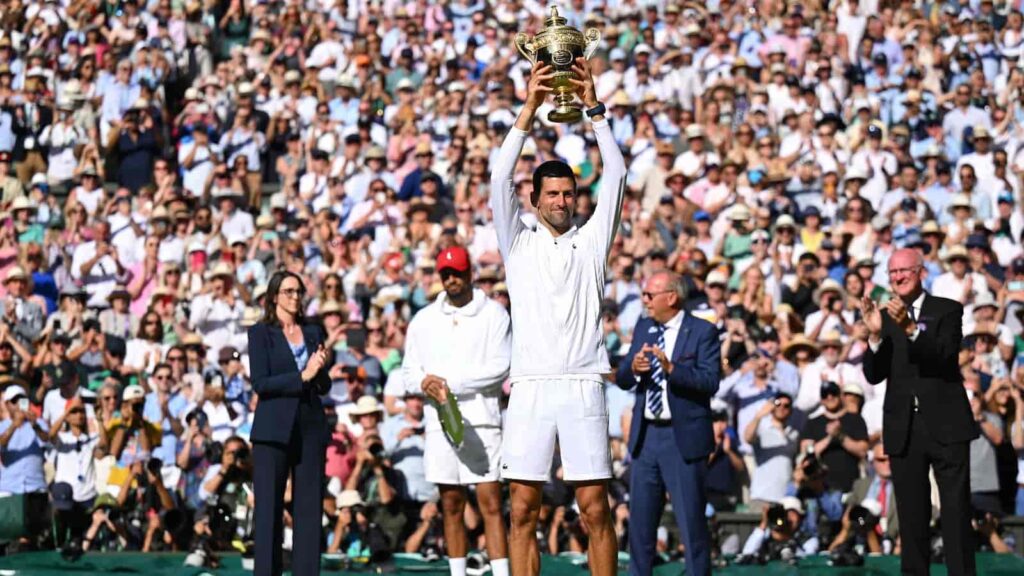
[515,5,601,123]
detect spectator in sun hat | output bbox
[0,265,44,347]
[0,151,24,207]
[98,284,134,340]
[189,262,245,363]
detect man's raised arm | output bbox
[571,58,625,256]
[489,62,556,258]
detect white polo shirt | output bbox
[489,119,626,382]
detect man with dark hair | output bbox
[489,58,625,576]
[402,245,511,576]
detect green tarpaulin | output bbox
[0,551,1022,575]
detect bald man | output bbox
[862,248,976,576]
[616,271,721,576]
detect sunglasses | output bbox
[68,408,85,415]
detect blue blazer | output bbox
[247,322,332,445]
[615,313,721,461]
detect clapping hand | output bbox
[861,297,882,338]
[632,344,653,374]
[649,346,673,376]
[302,343,329,384]
[885,297,914,334]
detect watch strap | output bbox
[585,102,606,119]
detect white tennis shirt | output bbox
[489,119,626,382]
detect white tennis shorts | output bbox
[501,378,612,482]
[424,425,502,486]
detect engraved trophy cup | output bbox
[514,6,601,123]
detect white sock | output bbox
[449,557,468,576]
[490,558,510,576]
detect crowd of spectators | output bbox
[0,0,1024,567]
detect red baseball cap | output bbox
[436,246,470,273]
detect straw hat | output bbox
[812,279,846,305]
[782,334,820,362]
[348,395,383,420]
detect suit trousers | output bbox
[253,399,326,576]
[628,423,710,576]
[889,408,975,576]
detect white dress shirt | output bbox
[643,310,684,422]
[489,119,626,382]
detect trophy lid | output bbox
[544,5,568,28]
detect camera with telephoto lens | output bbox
[232,445,250,465]
[801,444,823,477]
[368,441,385,459]
[766,504,788,531]
[849,505,880,534]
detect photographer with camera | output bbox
[107,384,160,467]
[114,456,177,552]
[738,497,818,563]
[344,430,405,548]
[198,435,253,504]
[327,490,391,560]
[830,443,899,555]
[799,380,870,495]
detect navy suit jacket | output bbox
[616,313,721,461]
[247,322,332,445]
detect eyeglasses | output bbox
[888,266,921,277]
[641,290,673,300]
[280,288,306,298]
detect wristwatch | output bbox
[585,102,606,119]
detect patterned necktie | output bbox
[647,323,668,418]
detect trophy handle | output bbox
[583,28,601,60]
[514,32,538,65]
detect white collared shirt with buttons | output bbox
[641,310,685,421]
[490,119,626,382]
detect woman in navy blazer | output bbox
[249,271,332,576]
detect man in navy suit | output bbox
[616,270,721,576]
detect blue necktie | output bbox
[647,323,667,418]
